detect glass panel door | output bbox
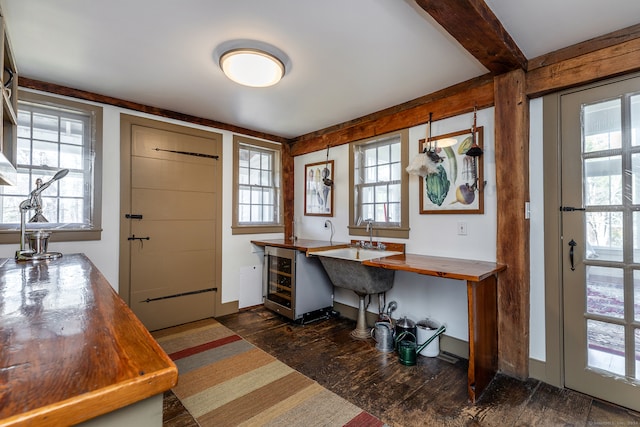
[561,76,640,411]
[263,246,296,319]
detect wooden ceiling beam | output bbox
[414,0,527,74]
[290,74,494,156]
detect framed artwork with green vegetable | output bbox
[419,127,484,214]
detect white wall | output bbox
[295,108,497,342]
[529,98,546,361]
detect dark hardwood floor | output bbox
[163,305,640,426]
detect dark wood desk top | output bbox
[364,253,506,282]
[0,254,177,426]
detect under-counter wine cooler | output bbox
[263,246,333,322]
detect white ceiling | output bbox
[2,0,640,139]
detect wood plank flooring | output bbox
[163,305,640,426]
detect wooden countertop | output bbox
[363,253,506,282]
[251,238,349,252]
[0,254,178,426]
[253,239,505,281]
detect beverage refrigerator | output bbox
[263,246,334,322]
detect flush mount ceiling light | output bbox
[220,48,285,88]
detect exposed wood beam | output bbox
[494,69,530,379]
[290,74,494,156]
[19,77,291,145]
[528,23,640,71]
[414,0,527,74]
[526,34,640,98]
[282,143,294,242]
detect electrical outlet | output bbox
[457,222,467,235]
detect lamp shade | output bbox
[220,48,285,87]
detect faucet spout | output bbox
[364,219,373,248]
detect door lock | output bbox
[128,234,150,249]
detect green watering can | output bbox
[395,324,446,366]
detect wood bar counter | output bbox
[365,253,506,403]
[0,254,178,426]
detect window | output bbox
[232,135,283,234]
[0,91,102,242]
[349,129,409,238]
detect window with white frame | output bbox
[232,135,283,234]
[349,129,409,238]
[0,92,102,242]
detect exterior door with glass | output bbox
[561,75,640,411]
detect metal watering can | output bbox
[371,322,395,352]
[395,324,446,366]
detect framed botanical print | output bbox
[419,127,484,214]
[304,160,334,216]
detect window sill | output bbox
[232,225,284,235]
[0,229,102,244]
[348,225,410,239]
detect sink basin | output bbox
[310,246,402,339]
[310,247,401,262]
[309,247,401,294]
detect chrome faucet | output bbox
[364,219,373,249]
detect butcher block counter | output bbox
[0,254,178,426]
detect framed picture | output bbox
[419,127,484,214]
[304,160,334,216]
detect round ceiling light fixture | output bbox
[219,48,285,88]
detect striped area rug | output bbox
[153,318,385,427]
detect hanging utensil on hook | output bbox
[322,143,333,187]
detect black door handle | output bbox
[569,239,577,271]
[128,234,150,249]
